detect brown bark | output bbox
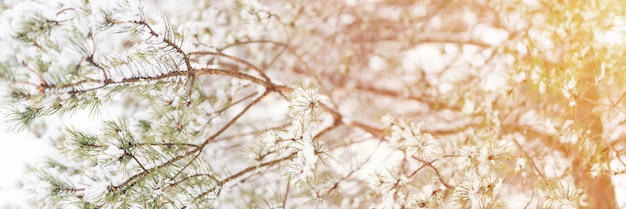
[570,62,617,209]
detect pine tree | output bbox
[1,0,625,208]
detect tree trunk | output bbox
[570,62,617,209]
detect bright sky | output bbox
[0,131,46,208]
[0,104,49,208]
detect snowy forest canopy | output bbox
[1,0,626,208]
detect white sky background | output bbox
[1,1,626,208]
[0,128,48,209]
